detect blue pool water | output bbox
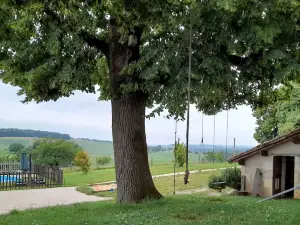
[0,175,18,182]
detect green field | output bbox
[0,137,208,166]
[1,194,299,225]
[0,137,34,151]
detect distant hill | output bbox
[149,144,253,153]
[76,138,112,143]
[0,128,71,140]
[0,128,253,165]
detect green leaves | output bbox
[253,82,300,143]
[1,0,300,118]
[31,138,82,166]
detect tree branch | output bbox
[221,45,263,68]
[43,6,109,58]
[78,31,109,58]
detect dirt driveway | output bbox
[0,187,112,215]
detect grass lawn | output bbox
[77,170,212,199]
[64,162,231,186]
[1,194,300,225]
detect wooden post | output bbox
[234,138,236,156]
[173,120,178,195]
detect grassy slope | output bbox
[64,163,230,186]
[0,137,210,166]
[1,194,300,225]
[0,137,33,151]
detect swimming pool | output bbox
[0,175,18,182]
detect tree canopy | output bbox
[1,1,300,116]
[8,143,25,154]
[31,138,82,166]
[253,82,300,143]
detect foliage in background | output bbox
[204,152,225,163]
[174,143,186,167]
[31,139,82,166]
[253,83,300,143]
[0,128,71,140]
[8,143,25,154]
[96,156,112,168]
[0,154,19,163]
[74,151,91,174]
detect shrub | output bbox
[8,143,25,154]
[96,156,112,167]
[74,151,91,174]
[208,174,226,192]
[174,143,186,167]
[221,167,241,190]
[31,139,82,166]
[0,154,20,163]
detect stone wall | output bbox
[242,140,300,198]
[242,154,273,197]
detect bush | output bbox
[96,156,112,167]
[31,139,82,166]
[221,167,241,190]
[74,151,91,174]
[208,174,226,192]
[8,143,25,154]
[208,168,242,192]
[0,154,20,163]
[174,143,186,167]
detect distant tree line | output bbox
[76,138,112,143]
[0,128,71,140]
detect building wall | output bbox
[242,140,300,198]
[294,157,300,199]
[242,154,273,197]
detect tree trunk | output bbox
[111,92,163,203]
[109,20,162,203]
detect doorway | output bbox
[285,156,295,198]
[272,156,295,198]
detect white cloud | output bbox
[0,82,257,146]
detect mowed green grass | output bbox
[64,162,231,186]
[77,170,213,199]
[2,194,300,225]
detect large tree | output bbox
[253,82,300,143]
[1,0,300,203]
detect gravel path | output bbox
[0,187,112,215]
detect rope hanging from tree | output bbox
[184,9,193,185]
[212,114,216,169]
[173,120,178,195]
[225,77,230,161]
[225,110,229,160]
[201,113,204,147]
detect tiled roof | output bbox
[228,128,300,163]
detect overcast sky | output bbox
[0,81,258,146]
